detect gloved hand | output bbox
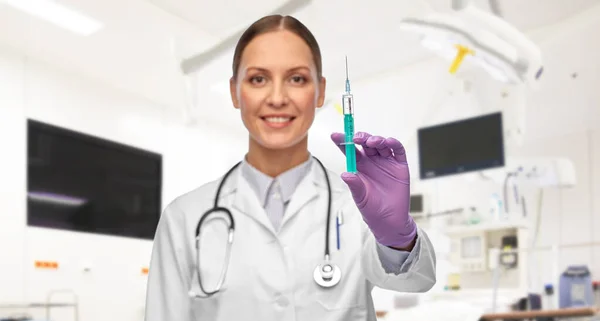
[331,131,417,249]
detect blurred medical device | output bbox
[399,0,543,147]
[398,0,543,86]
[559,266,595,309]
[414,109,581,314]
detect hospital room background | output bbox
[0,0,599,320]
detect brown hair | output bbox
[231,15,322,80]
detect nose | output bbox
[266,82,288,108]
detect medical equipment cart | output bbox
[0,289,79,321]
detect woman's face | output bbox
[230,29,326,150]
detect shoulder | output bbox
[161,176,224,221]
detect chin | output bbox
[254,133,307,151]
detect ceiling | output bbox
[0,0,598,134]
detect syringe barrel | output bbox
[342,93,353,115]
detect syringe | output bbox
[342,56,357,173]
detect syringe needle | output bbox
[345,55,348,80]
[344,56,351,93]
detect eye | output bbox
[249,76,266,85]
[290,75,306,84]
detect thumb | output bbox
[341,172,367,204]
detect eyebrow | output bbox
[245,66,311,73]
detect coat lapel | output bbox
[279,161,321,229]
[223,158,335,236]
[229,169,277,236]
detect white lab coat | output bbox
[145,162,436,321]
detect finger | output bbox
[331,132,362,161]
[365,135,392,158]
[330,132,346,155]
[340,172,367,205]
[385,137,407,162]
[352,132,378,157]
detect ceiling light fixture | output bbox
[398,0,543,87]
[1,0,104,36]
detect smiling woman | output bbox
[229,15,327,177]
[145,14,437,321]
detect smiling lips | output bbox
[261,115,296,129]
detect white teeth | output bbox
[264,117,292,123]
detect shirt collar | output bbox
[241,155,314,207]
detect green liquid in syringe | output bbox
[344,114,357,173]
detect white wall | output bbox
[0,44,245,321]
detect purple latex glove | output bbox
[331,131,417,249]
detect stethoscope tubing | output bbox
[191,156,337,297]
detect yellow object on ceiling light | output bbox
[449,44,474,74]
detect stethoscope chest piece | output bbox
[313,263,341,288]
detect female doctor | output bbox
[145,14,436,321]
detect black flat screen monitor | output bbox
[27,119,162,240]
[417,112,505,180]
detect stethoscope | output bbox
[188,156,341,299]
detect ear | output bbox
[316,76,326,108]
[230,77,240,109]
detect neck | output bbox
[246,137,310,177]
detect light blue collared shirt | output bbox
[240,156,418,274]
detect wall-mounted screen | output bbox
[27,119,162,240]
[417,112,505,179]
